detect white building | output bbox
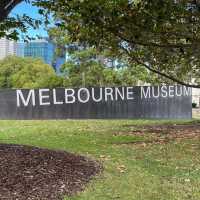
[192,88,200,107]
[0,38,18,59]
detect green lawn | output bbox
[0,119,200,200]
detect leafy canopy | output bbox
[1,0,200,87]
[60,45,155,87]
[39,0,200,88]
[0,56,63,88]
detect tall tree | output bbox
[0,0,23,22]
[38,0,200,88]
[0,0,42,40]
[0,56,63,88]
[1,0,200,87]
[60,45,154,87]
[49,26,163,87]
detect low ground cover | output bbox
[0,119,199,200]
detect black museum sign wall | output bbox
[0,85,192,119]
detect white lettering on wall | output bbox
[105,88,114,101]
[127,87,134,100]
[16,89,35,107]
[115,87,125,100]
[65,89,75,104]
[161,86,168,98]
[141,87,150,99]
[152,87,160,98]
[16,86,191,107]
[168,86,174,97]
[78,88,90,103]
[183,86,192,96]
[92,88,102,102]
[39,89,50,106]
[53,89,63,105]
[140,85,191,99]
[175,86,182,96]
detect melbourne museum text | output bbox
[0,85,192,119]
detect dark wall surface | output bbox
[0,86,192,119]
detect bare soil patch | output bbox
[116,123,200,145]
[0,144,101,200]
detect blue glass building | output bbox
[16,42,25,57]
[53,57,66,74]
[24,38,55,65]
[24,38,66,74]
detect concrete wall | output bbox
[0,86,192,120]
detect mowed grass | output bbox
[0,119,200,200]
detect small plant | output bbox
[192,102,197,108]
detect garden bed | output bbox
[0,144,101,200]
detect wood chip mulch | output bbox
[114,123,200,146]
[0,144,101,200]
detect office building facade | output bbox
[24,38,66,73]
[24,38,55,65]
[0,37,66,73]
[0,38,18,59]
[16,42,24,57]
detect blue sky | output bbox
[11,2,48,38]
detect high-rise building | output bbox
[24,38,66,73]
[0,37,65,74]
[24,38,55,65]
[16,42,24,57]
[0,38,18,59]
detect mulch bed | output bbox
[114,123,200,146]
[0,144,101,200]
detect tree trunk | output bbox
[0,0,23,22]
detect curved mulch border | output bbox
[0,144,101,200]
[114,123,200,146]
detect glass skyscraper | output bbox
[16,42,24,57]
[0,37,66,74]
[24,38,55,65]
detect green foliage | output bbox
[60,45,151,87]
[2,0,200,86]
[0,56,63,88]
[48,27,158,87]
[40,0,200,87]
[0,0,49,40]
[192,102,197,108]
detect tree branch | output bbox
[121,46,200,88]
[0,0,23,22]
[116,31,197,49]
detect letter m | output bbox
[16,90,35,107]
[141,86,151,99]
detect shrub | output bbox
[192,102,197,108]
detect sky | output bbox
[11,2,48,38]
